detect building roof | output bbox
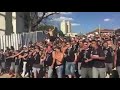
[86,29,114,35]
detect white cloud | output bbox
[71,23,80,26]
[104,18,111,22]
[60,12,72,15]
[53,16,74,21]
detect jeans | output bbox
[10,62,15,71]
[105,63,113,74]
[56,65,63,78]
[65,62,75,75]
[78,62,81,75]
[48,66,53,78]
[92,67,106,78]
[32,67,40,78]
[0,62,5,73]
[117,66,120,78]
[81,67,92,78]
[32,67,40,73]
[15,65,19,74]
[21,62,27,77]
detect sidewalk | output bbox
[0,74,15,78]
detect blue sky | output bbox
[52,12,120,34]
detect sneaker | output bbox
[9,72,12,75]
[105,74,110,78]
[25,73,29,77]
[0,73,3,76]
[21,73,25,78]
[10,74,15,78]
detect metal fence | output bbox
[0,31,46,51]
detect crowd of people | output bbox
[0,28,120,78]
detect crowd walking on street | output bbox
[0,28,120,78]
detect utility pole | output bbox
[99,24,101,35]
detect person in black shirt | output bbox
[79,41,92,78]
[114,40,120,78]
[77,41,83,77]
[9,49,15,78]
[27,50,34,78]
[65,42,77,78]
[91,40,106,78]
[0,49,6,75]
[14,50,21,78]
[32,46,41,78]
[103,41,114,78]
[45,47,54,78]
[21,46,29,78]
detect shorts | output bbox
[32,67,40,74]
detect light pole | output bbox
[99,24,101,36]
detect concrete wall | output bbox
[16,12,25,33]
[5,12,13,35]
[12,12,16,33]
[0,12,6,36]
[0,12,16,35]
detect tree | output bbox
[38,25,64,37]
[24,12,59,32]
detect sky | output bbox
[51,12,120,34]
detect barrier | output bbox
[0,31,46,51]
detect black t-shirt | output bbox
[27,56,34,66]
[0,54,5,62]
[15,57,20,65]
[91,47,105,68]
[10,58,15,62]
[103,47,113,63]
[65,47,77,62]
[8,52,15,62]
[45,52,53,66]
[80,48,93,68]
[33,52,40,64]
[73,43,79,52]
[117,47,120,66]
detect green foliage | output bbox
[38,25,54,31]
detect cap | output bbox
[23,45,27,48]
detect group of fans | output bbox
[0,28,120,78]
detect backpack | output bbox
[110,70,119,78]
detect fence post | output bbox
[0,36,3,50]
[8,35,11,48]
[6,35,8,48]
[3,35,6,52]
[11,34,13,48]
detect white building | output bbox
[0,12,6,36]
[66,32,78,37]
[0,12,37,36]
[60,20,68,34]
[66,21,71,33]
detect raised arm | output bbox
[52,26,55,31]
[91,49,105,60]
[51,51,56,68]
[74,53,77,63]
